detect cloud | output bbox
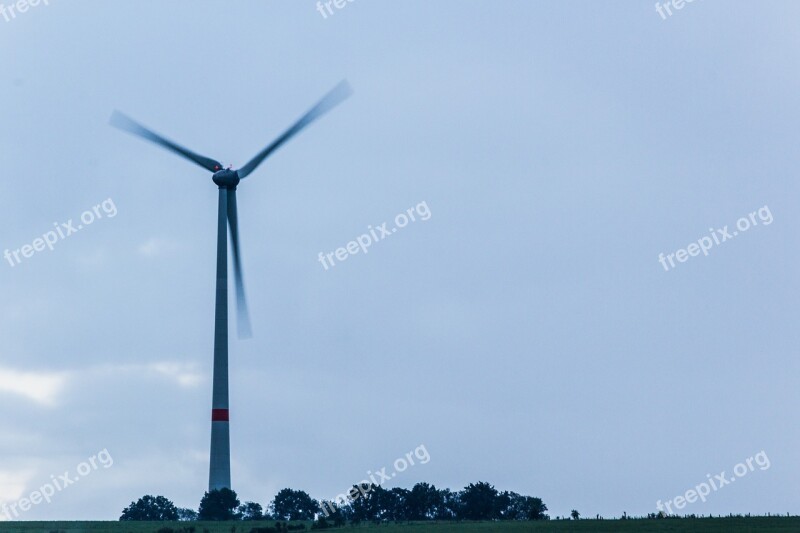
[0,368,68,407]
[137,238,170,257]
[91,361,204,389]
[0,360,203,408]
[0,468,36,518]
[74,249,108,269]
[137,238,160,257]
[147,362,204,388]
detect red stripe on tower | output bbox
[212,409,229,422]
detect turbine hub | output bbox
[212,169,240,188]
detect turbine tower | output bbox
[110,81,352,491]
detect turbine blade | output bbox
[237,80,352,179]
[227,189,252,339]
[109,111,223,173]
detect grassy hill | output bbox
[1,518,800,533]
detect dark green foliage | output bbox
[198,489,241,521]
[238,502,264,521]
[178,508,199,521]
[121,479,549,530]
[348,484,381,524]
[406,482,440,520]
[496,491,548,520]
[309,517,329,530]
[315,500,347,528]
[269,488,318,521]
[459,482,499,520]
[119,495,179,521]
[433,488,460,520]
[310,480,548,527]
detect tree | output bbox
[511,494,548,520]
[198,488,240,521]
[348,484,380,524]
[238,501,264,520]
[495,491,513,519]
[571,509,580,520]
[459,482,499,520]
[270,488,318,521]
[119,495,179,521]
[433,488,459,520]
[406,483,439,520]
[364,486,409,522]
[386,487,411,521]
[494,491,548,520]
[177,508,198,521]
[317,500,348,527]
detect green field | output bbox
[1,519,799,533]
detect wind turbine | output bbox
[110,81,352,491]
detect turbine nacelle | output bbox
[212,169,240,188]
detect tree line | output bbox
[119,481,548,526]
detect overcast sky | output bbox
[1,0,799,521]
